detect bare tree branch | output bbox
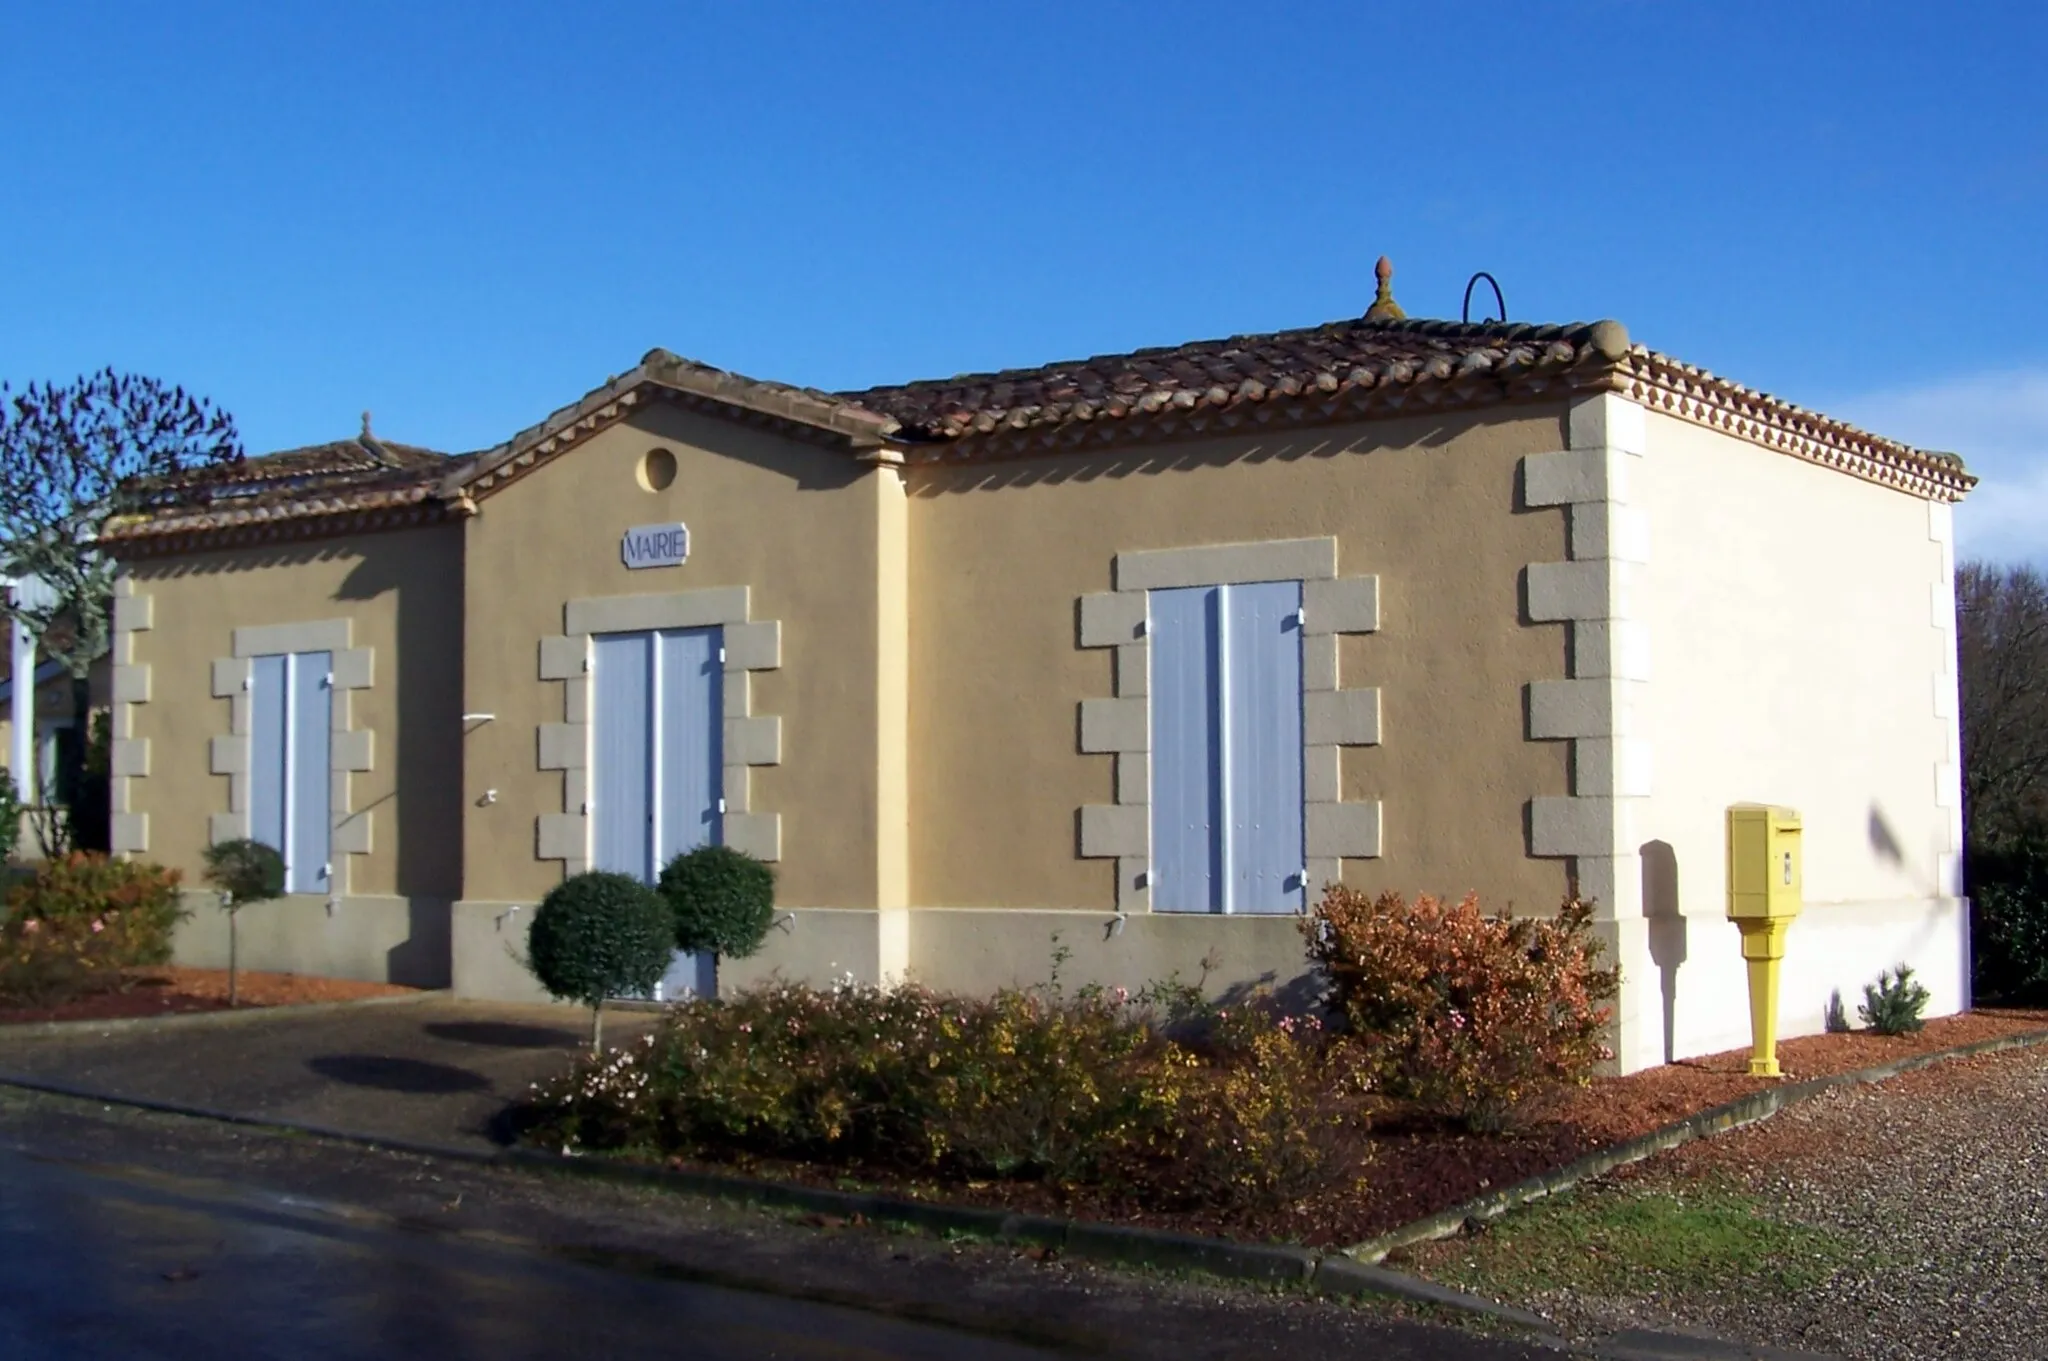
[0,370,243,678]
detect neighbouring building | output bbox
[99,264,1974,1073]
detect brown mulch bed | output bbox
[608,1007,2048,1250]
[0,967,420,1026]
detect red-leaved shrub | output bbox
[1303,888,1620,1130]
[0,854,187,1006]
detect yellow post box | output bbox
[1726,804,1803,1077]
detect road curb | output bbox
[6,1022,2038,1344]
[0,987,450,1039]
[0,1070,1559,1335]
[1340,1025,2048,1264]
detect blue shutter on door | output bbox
[287,652,333,894]
[1148,581,1306,914]
[654,627,724,867]
[591,632,652,878]
[1221,582,1305,913]
[654,627,724,1002]
[248,654,288,861]
[1148,585,1223,912]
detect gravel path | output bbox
[1525,1042,2048,1360]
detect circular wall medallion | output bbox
[638,447,678,492]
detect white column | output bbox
[8,577,42,805]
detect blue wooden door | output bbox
[1221,582,1304,913]
[287,651,333,895]
[246,651,331,895]
[1149,585,1223,912]
[590,632,653,879]
[589,627,723,1000]
[653,627,722,1000]
[248,654,288,867]
[1147,582,1304,913]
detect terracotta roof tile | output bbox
[834,317,1630,442]
[103,308,1976,554]
[103,436,473,545]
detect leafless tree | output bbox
[1957,560,2048,846]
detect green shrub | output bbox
[526,870,676,1049]
[657,844,775,960]
[1859,964,1931,1035]
[519,978,1362,1218]
[1303,888,1620,1132]
[0,853,186,1005]
[201,838,285,1007]
[1966,836,2048,1005]
[0,767,22,865]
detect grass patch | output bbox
[1412,1178,1862,1300]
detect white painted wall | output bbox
[1612,411,1966,1070]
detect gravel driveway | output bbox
[1512,1042,2048,1360]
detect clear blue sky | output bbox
[3,2,2043,562]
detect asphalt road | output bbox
[0,1146,1062,1361]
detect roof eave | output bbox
[451,351,900,504]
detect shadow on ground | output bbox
[306,1055,492,1094]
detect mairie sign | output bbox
[622,521,689,569]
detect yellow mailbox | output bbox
[1726,804,1803,1077]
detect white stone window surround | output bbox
[108,575,154,855]
[1521,393,1652,917]
[205,618,377,894]
[536,585,784,876]
[1076,536,1384,913]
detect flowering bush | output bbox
[1303,888,1619,1131]
[520,976,1362,1216]
[0,853,186,1005]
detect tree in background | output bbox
[1957,562,2048,844]
[0,371,243,851]
[1956,560,2048,1003]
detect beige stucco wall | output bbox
[457,401,892,909]
[1625,412,1966,1063]
[121,527,467,901]
[903,406,1576,915]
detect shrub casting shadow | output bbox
[307,1055,492,1094]
[423,1021,581,1050]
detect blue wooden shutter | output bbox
[1221,582,1304,913]
[1148,585,1222,912]
[654,626,724,868]
[654,627,725,1001]
[591,632,652,878]
[248,654,288,862]
[287,651,333,894]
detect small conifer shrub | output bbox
[1858,963,1931,1036]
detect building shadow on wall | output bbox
[1641,840,1686,1065]
[337,543,466,989]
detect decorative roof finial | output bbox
[1364,255,1406,322]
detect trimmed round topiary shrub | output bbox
[202,838,285,906]
[658,844,776,960]
[526,870,676,1049]
[201,838,286,1008]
